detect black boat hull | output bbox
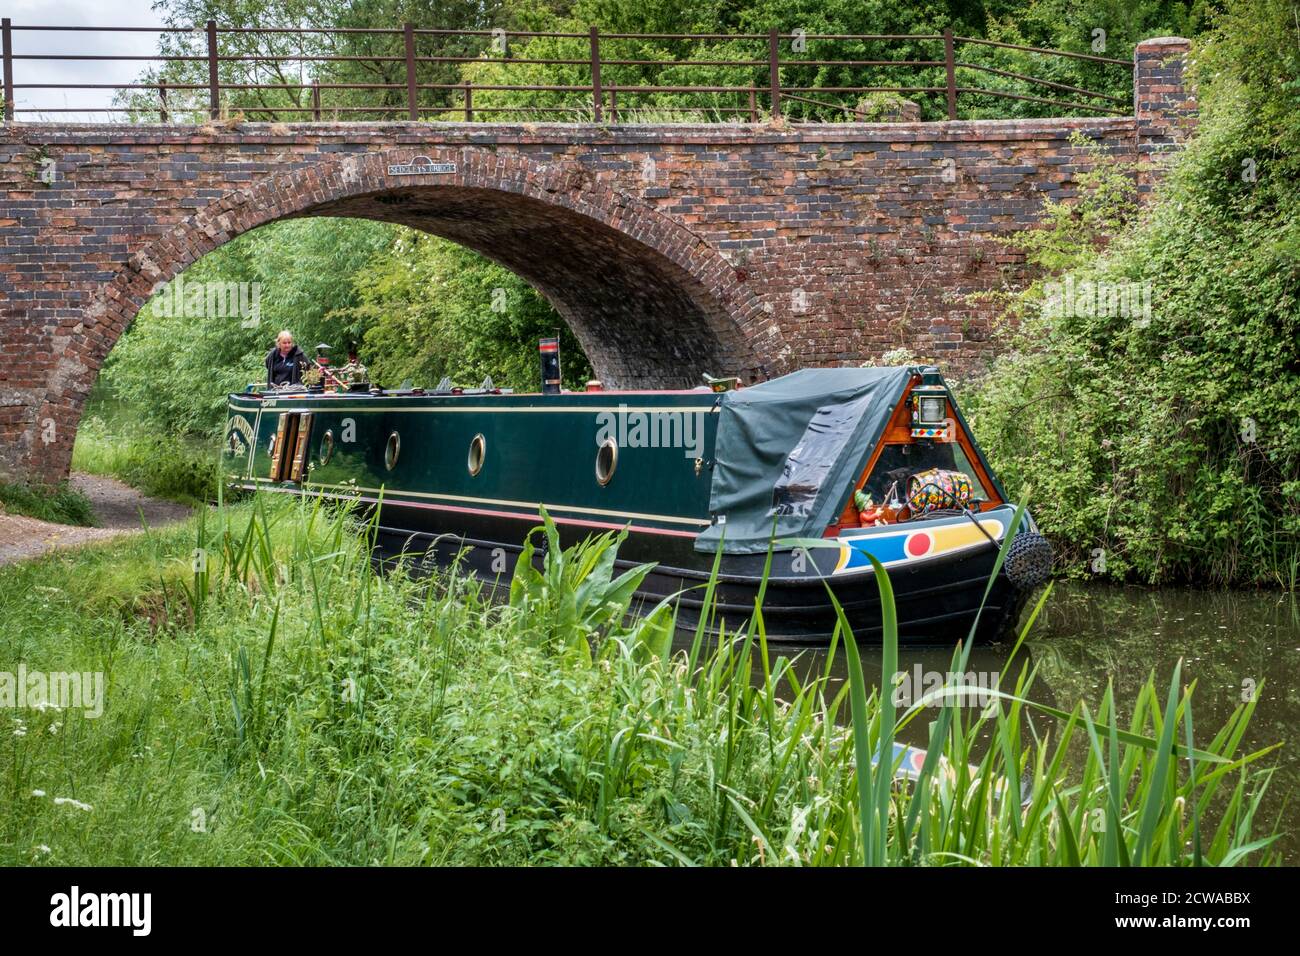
[366,496,1036,646]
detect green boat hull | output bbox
[222,385,1045,644]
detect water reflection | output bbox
[674,581,1298,863]
[1031,582,1297,863]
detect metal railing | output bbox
[0,20,1134,124]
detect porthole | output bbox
[319,429,335,466]
[468,433,486,477]
[384,431,401,471]
[595,438,618,486]
[268,434,277,457]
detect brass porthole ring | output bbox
[595,438,618,486]
[468,433,486,477]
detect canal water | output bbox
[674,581,1299,863]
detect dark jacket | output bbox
[266,345,307,387]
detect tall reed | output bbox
[2,491,1282,865]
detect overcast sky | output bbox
[6,0,169,121]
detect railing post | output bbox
[2,18,13,124]
[943,28,957,120]
[205,20,220,119]
[159,81,168,123]
[767,28,781,119]
[589,26,602,122]
[464,79,472,121]
[403,23,418,120]
[312,81,321,121]
[748,89,757,122]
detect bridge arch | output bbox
[30,147,780,482]
[3,36,1197,486]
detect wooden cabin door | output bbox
[269,412,313,483]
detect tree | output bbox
[344,229,593,391]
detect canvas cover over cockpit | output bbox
[695,366,915,554]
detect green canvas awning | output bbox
[695,366,914,554]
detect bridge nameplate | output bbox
[388,156,456,176]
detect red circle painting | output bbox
[906,532,933,558]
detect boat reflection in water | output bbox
[222,349,1053,645]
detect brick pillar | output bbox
[0,371,78,486]
[1134,36,1196,198]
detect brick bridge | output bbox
[0,37,1193,484]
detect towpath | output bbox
[0,473,192,566]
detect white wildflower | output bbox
[52,797,93,812]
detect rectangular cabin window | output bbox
[862,442,992,505]
[771,393,874,517]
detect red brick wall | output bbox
[1135,37,1196,197]
[0,37,1194,483]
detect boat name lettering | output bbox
[226,415,254,457]
[228,416,255,443]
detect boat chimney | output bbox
[539,337,561,395]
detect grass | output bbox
[0,492,1284,866]
[71,414,221,506]
[0,480,97,527]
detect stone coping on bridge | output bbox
[3,117,1135,145]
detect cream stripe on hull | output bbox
[240,476,712,528]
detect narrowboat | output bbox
[221,352,1053,644]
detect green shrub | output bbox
[967,0,1300,587]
